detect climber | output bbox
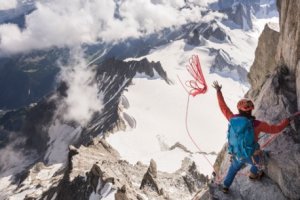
[212,81,298,194]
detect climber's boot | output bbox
[249,171,264,181]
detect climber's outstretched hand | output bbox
[212,81,222,91]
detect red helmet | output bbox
[237,99,254,112]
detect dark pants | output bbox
[223,155,260,188]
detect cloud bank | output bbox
[0,0,17,10]
[0,0,216,54]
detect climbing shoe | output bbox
[222,186,229,194]
[249,171,264,180]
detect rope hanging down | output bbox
[180,55,230,183]
[178,55,217,173]
[179,55,247,184]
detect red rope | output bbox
[185,94,215,168]
[259,111,300,148]
[291,111,300,117]
[178,55,276,184]
[260,134,280,149]
[185,55,208,96]
[178,55,224,181]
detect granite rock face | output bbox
[196,1,300,199]
[275,0,300,111]
[247,23,280,99]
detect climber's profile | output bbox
[212,81,295,194]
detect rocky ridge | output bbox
[19,138,208,200]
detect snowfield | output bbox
[107,40,247,175]
[107,17,278,175]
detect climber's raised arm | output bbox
[212,81,233,121]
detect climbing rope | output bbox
[178,55,223,181]
[185,55,208,96]
[260,111,300,148]
[179,55,298,185]
[260,134,280,149]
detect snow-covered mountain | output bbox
[0,0,277,110]
[0,0,283,199]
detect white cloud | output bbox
[0,0,116,54]
[0,0,213,54]
[0,0,17,10]
[0,136,37,176]
[58,49,103,126]
[187,0,219,7]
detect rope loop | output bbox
[185,55,208,97]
